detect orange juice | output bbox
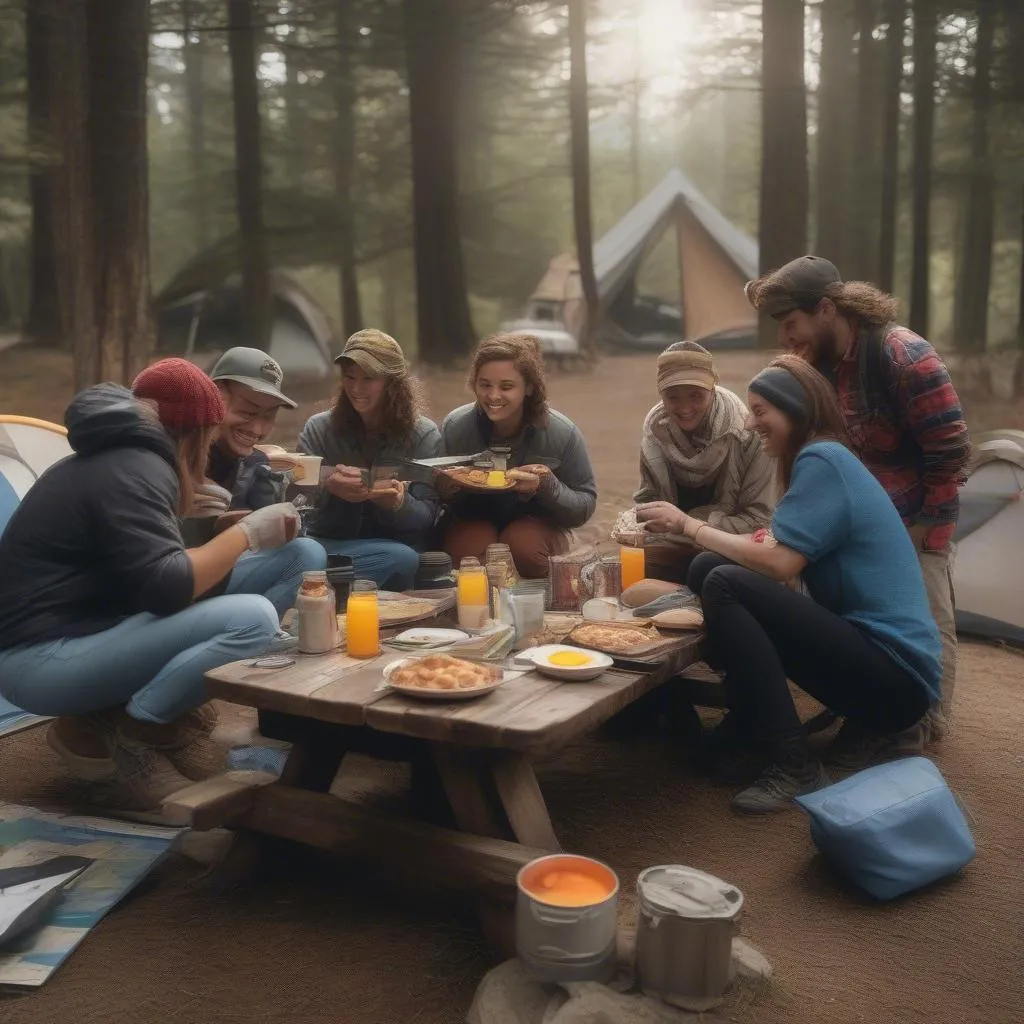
[345,591,380,658]
[620,546,645,590]
[457,557,490,629]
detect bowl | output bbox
[523,644,613,681]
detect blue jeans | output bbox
[0,539,325,724]
[310,536,420,590]
[224,537,327,615]
[0,595,278,724]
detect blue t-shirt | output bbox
[770,441,942,702]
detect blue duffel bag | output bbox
[794,757,975,900]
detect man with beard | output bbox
[744,256,970,767]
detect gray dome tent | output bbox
[952,430,1024,645]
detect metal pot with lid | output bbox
[635,865,744,1012]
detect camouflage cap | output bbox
[335,329,408,377]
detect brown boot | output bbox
[83,731,192,824]
[47,714,118,781]
[122,705,227,782]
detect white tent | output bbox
[0,416,72,536]
[952,430,1024,645]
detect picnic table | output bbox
[176,614,705,950]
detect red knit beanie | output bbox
[131,358,226,431]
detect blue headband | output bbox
[748,366,810,421]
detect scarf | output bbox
[639,386,750,501]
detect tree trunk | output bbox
[569,0,600,360]
[182,0,208,250]
[758,0,809,347]
[86,0,154,383]
[909,0,936,336]
[815,0,856,267]
[877,0,905,292]
[851,0,883,282]
[227,0,272,349]
[952,0,995,357]
[283,1,307,191]
[403,0,475,363]
[629,6,642,206]
[334,0,362,339]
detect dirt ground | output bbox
[0,347,1022,1023]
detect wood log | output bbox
[236,785,545,900]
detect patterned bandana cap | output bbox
[335,329,408,377]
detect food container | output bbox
[516,854,620,983]
[635,865,744,1012]
[548,553,595,612]
[579,554,622,600]
[296,571,339,654]
[292,454,323,486]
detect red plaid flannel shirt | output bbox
[835,324,970,552]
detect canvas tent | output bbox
[952,431,1024,645]
[156,270,335,378]
[0,416,72,537]
[520,168,758,352]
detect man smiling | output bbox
[208,347,297,509]
[745,256,970,761]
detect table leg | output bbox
[490,752,561,852]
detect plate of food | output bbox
[383,654,505,700]
[565,621,664,656]
[519,644,613,681]
[440,466,517,491]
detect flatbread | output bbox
[568,622,660,653]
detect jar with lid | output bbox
[457,556,490,629]
[485,543,520,589]
[296,570,339,654]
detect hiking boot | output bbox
[81,734,192,824]
[691,714,769,786]
[825,718,925,773]
[138,704,228,782]
[731,757,830,814]
[47,714,119,781]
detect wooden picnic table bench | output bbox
[184,621,705,949]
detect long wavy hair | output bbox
[136,398,213,516]
[331,358,426,446]
[763,354,851,490]
[747,272,900,329]
[467,333,549,428]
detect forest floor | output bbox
[0,346,1021,1023]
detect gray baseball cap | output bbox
[744,256,843,319]
[209,347,297,409]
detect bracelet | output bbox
[691,523,708,546]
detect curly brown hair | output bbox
[331,360,427,446]
[467,333,549,428]
[747,272,899,330]
[757,354,851,491]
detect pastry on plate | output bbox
[390,654,501,691]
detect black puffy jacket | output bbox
[0,384,195,651]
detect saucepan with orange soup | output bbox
[516,854,620,983]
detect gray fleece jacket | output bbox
[439,403,597,531]
[298,411,441,549]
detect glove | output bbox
[236,502,300,551]
[191,482,233,516]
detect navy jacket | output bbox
[0,384,195,651]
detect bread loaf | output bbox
[650,607,704,630]
[620,578,683,609]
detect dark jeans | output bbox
[687,553,930,743]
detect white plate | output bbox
[382,657,506,701]
[520,644,613,681]
[392,627,470,646]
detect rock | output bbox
[466,959,566,1024]
[731,937,773,982]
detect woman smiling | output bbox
[637,355,941,814]
[298,330,441,589]
[439,334,597,577]
[626,341,774,582]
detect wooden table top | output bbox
[205,634,703,758]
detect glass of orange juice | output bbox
[345,579,380,658]
[457,556,490,629]
[620,545,645,591]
